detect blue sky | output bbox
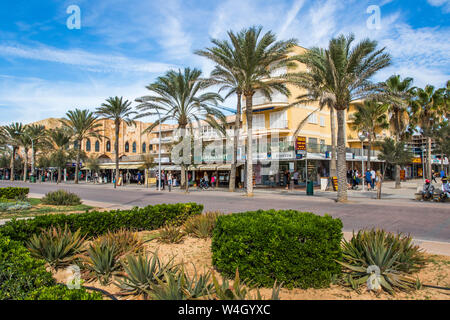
[0,0,449,125]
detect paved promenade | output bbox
[1,179,449,255]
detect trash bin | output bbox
[30,176,36,183]
[307,181,314,195]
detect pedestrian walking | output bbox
[293,170,299,185]
[167,171,172,192]
[370,168,376,190]
[211,174,216,189]
[137,171,142,185]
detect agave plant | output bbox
[150,266,214,300]
[94,228,144,258]
[337,229,426,294]
[183,211,222,239]
[80,241,121,286]
[26,225,85,269]
[157,224,185,244]
[115,251,179,299]
[210,269,282,300]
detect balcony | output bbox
[307,143,332,154]
[150,136,173,144]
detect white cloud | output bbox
[0,43,177,73]
[427,0,450,13]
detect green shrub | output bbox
[0,233,103,300]
[0,203,203,242]
[338,229,426,294]
[0,234,55,300]
[41,189,82,206]
[26,285,103,300]
[212,210,343,289]
[0,201,32,212]
[0,187,29,200]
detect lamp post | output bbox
[16,131,34,182]
[358,132,367,192]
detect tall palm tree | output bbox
[292,34,391,202]
[195,37,245,192]
[225,26,297,196]
[45,127,72,184]
[409,85,446,180]
[351,100,389,171]
[135,67,225,191]
[2,122,25,181]
[26,124,47,181]
[375,75,414,188]
[96,96,136,189]
[289,47,337,177]
[60,109,103,184]
[18,127,32,181]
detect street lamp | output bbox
[16,131,34,182]
[358,132,367,192]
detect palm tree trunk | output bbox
[336,109,348,202]
[329,106,337,177]
[115,123,120,188]
[427,136,432,180]
[57,167,61,184]
[10,147,15,181]
[245,94,254,197]
[229,93,241,192]
[367,135,372,171]
[75,142,80,184]
[394,132,401,189]
[23,148,28,182]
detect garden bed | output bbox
[0,198,95,219]
[52,229,450,300]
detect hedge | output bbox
[211,210,343,289]
[0,202,203,242]
[0,187,29,199]
[0,233,100,300]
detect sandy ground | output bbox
[53,230,450,300]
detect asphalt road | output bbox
[1,180,449,243]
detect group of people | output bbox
[421,176,450,201]
[347,168,381,190]
[155,170,178,191]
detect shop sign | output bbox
[295,136,307,151]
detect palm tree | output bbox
[195,38,245,192]
[377,138,413,199]
[409,85,446,180]
[224,26,297,196]
[375,75,414,188]
[60,109,103,184]
[25,124,47,181]
[351,100,389,171]
[18,127,32,182]
[289,47,337,176]
[46,127,72,184]
[292,34,391,202]
[135,67,225,191]
[2,122,25,181]
[96,96,136,189]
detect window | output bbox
[132,142,137,153]
[149,144,153,152]
[308,112,318,124]
[106,141,111,152]
[95,140,100,152]
[125,142,129,153]
[74,141,79,149]
[320,116,325,127]
[142,142,146,153]
[85,139,91,152]
[253,114,265,130]
[270,110,287,129]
